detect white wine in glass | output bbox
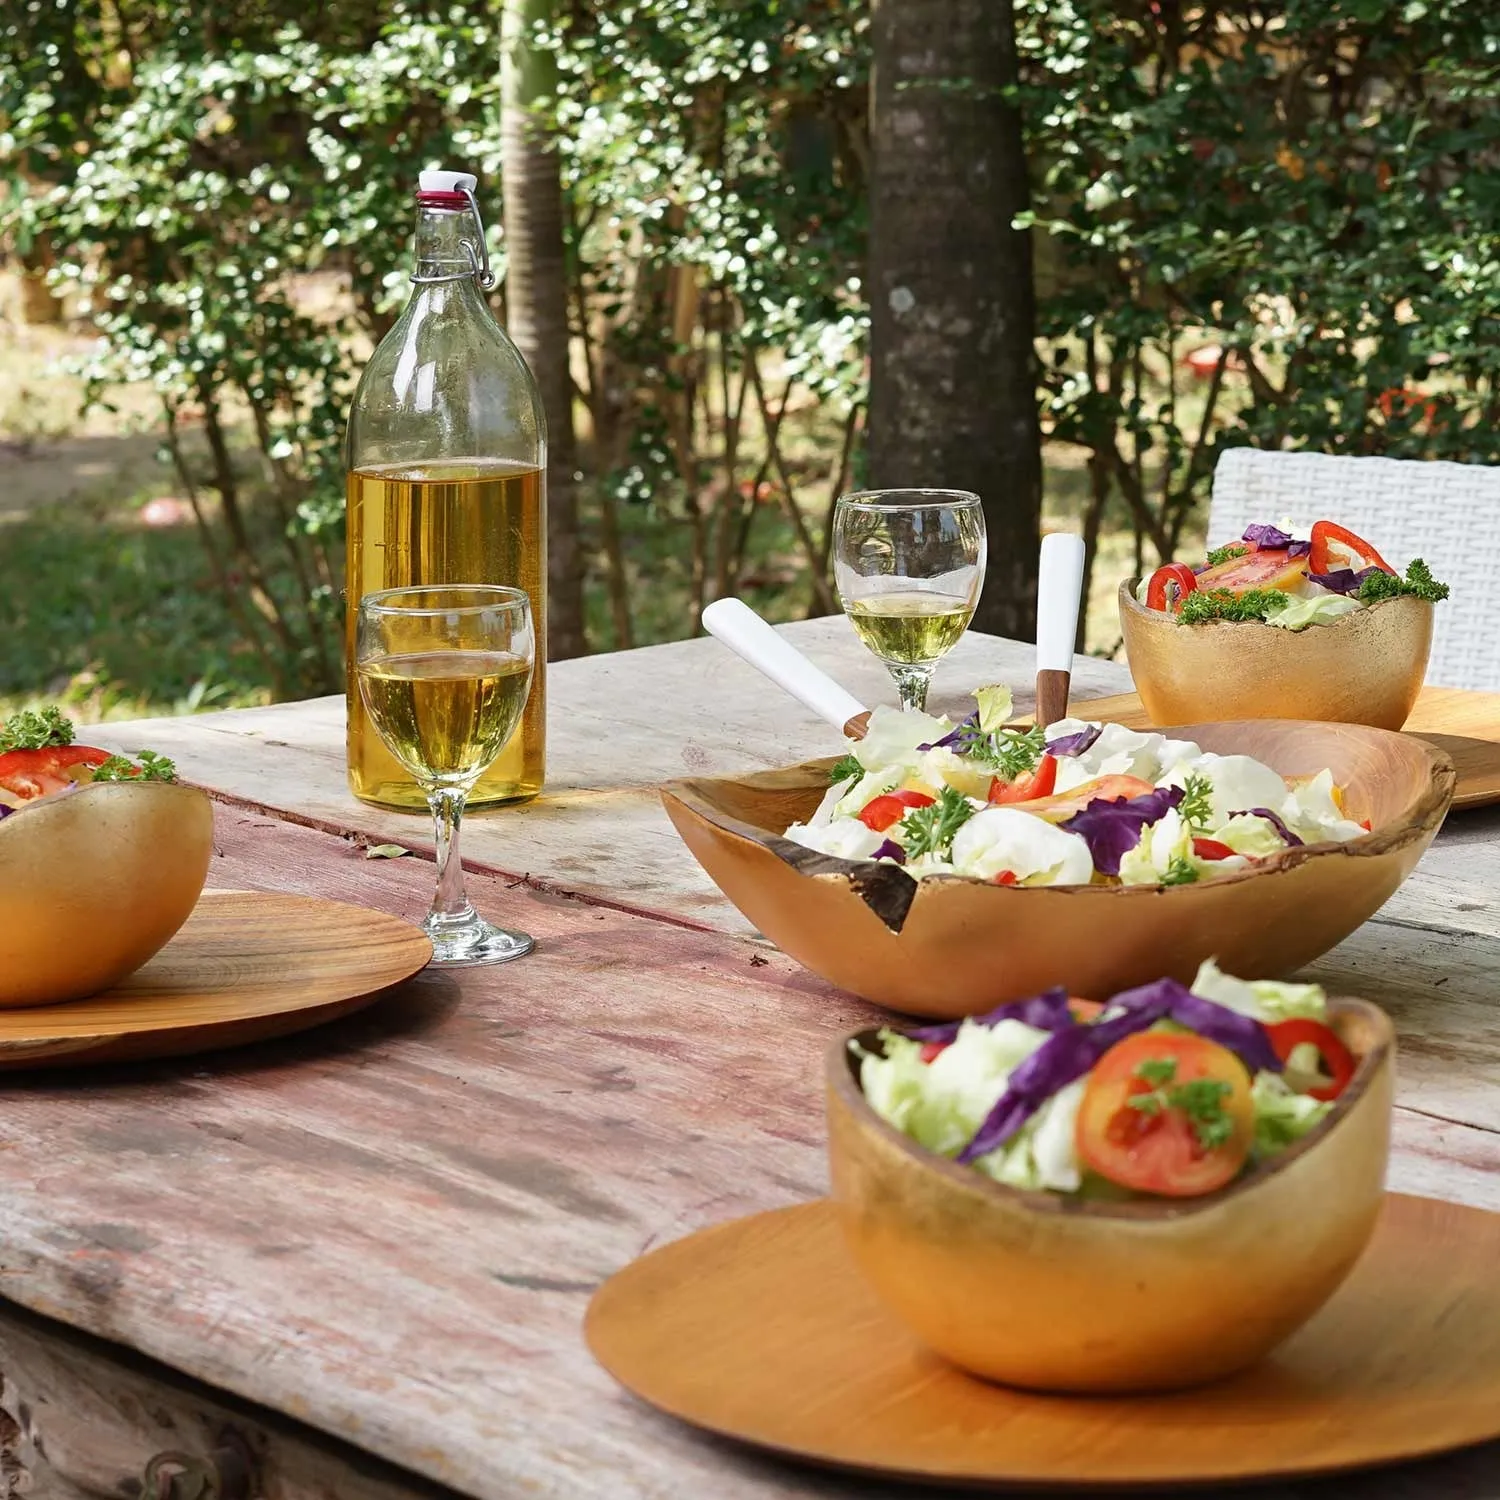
[356,586,536,967]
[833,490,986,711]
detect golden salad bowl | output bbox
[826,998,1394,1393]
[0,783,214,1007]
[662,721,1452,1018]
[1119,582,1433,731]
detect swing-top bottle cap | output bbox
[418,169,477,194]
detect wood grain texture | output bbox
[586,1196,1500,1489]
[0,805,1492,1500]
[1082,683,1500,810]
[82,620,1135,932]
[0,890,431,1068]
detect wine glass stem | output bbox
[890,663,935,714]
[427,784,477,931]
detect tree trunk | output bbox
[868,0,1042,641]
[501,0,587,661]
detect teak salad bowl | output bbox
[1119,582,1434,731]
[826,998,1395,1393]
[661,720,1454,1018]
[0,782,214,1007]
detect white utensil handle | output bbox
[702,598,868,732]
[1036,532,1087,673]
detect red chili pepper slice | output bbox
[991,869,1018,886]
[1191,836,1237,861]
[1145,562,1199,613]
[1266,1018,1357,1101]
[988,754,1058,806]
[856,788,935,832]
[919,1042,948,1064]
[1308,520,1394,577]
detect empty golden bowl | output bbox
[1119,582,1432,731]
[662,722,1452,1018]
[826,998,1394,1393]
[0,783,214,1007]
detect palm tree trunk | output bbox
[868,0,1042,641]
[501,0,587,660]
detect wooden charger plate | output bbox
[586,1197,1500,1489]
[0,889,431,1068]
[1078,684,1500,811]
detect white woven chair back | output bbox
[1208,449,1500,691]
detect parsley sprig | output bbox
[1128,1057,1235,1149]
[898,785,975,861]
[0,707,74,753]
[828,754,864,788]
[1357,558,1450,605]
[1177,587,1291,626]
[92,751,178,784]
[1178,772,1213,831]
[1205,542,1249,569]
[959,722,1045,780]
[1160,853,1201,885]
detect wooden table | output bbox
[4,618,1498,1499]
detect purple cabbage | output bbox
[1233,806,1304,848]
[917,711,977,753]
[1307,565,1381,596]
[1240,524,1311,558]
[907,988,1076,1046]
[1058,784,1186,877]
[1045,724,1102,758]
[871,838,906,864]
[0,804,9,821]
[954,978,1283,1164]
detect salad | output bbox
[0,707,177,820]
[784,688,1367,886]
[1136,516,1449,630]
[857,961,1356,1200]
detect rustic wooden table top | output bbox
[4,617,1497,1499]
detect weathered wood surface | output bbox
[86,619,1133,931]
[0,805,1496,1500]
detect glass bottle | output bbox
[344,168,546,809]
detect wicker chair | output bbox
[1208,448,1500,692]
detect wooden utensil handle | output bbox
[1036,669,1071,731]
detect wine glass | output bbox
[832,489,986,712]
[355,585,536,966]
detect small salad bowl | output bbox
[0,782,214,1007]
[662,720,1452,1018]
[1119,581,1433,731]
[825,998,1394,1393]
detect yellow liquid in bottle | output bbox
[346,460,545,809]
[844,591,975,666]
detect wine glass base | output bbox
[423,916,536,968]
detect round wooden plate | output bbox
[586,1196,1500,1490]
[0,889,432,1068]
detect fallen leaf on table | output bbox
[365,843,410,860]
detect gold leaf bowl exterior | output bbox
[1119,582,1433,730]
[661,722,1453,1018]
[826,998,1394,1393]
[0,783,215,1007]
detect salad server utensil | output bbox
[702,598,872,740]
[1035,531,1086,730]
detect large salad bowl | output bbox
[661,720,1453,1017]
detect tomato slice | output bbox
[1145,563,1198,613]
[1308,520,1394,578]
[0,745,111,801]
[918,1041,948,1064]
[987,754,1058,805]
[1076,1032,1255,1197]
[1191,836,1237,861]
[1265,1018,1356,1101]
[1003,773,1158,823]
[1194,544,1310,595]
[856,788,935,832]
